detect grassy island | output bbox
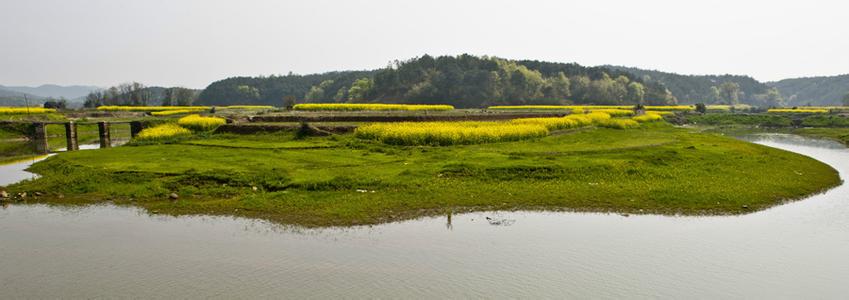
[3,122,840,227]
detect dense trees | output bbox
[63,56,849,109]
[347,78,374,101]
[607,66,784,106]
[770,75,849,106]
[843,93,849,106]
[84,83,199,107]
[43,98,68,109]
[304,80,335,101]
[196,55,675,108]
[715,82,741,105]
[161,87,197,106]
[360,55,675,107]
[753,88,785,107]
[197,71,376,106]
[84,82,153,107]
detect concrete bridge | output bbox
[7,121,146,154]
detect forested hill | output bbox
[0,84,98,101]
[605,66,784,106]
[198,71,377,106]
[197,55,677,108]
[0,87,43,106]
[767,75,849,106]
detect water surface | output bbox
[1,134,847,298]
[0,144,102,186]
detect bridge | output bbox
[2,121,146,154]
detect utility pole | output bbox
[24,94,31,116]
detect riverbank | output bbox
[2,124,841,227]
[793,128,849,146]
[3,134,849,298]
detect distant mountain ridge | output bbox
[767,75,849,106]
[0,87,44,106]
[606,66,849,106]
[4,64,847,108]
[0,84,100,101]
[604,66,773,105]
[198,55,678,108]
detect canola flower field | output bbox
[136,123,192,140]
[633,113,665,122]
[293,103,454,111]
[150,110,195,116]
[221,105,275,110]
[177,114,227,131]
[356,111,662,146]
[135,114,226,140]
[355,121,549,146]
[97,105,274,112]
[488,105,695,112]
[0,107,57,114]
[97,106,210,112]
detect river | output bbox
[0,134,847,298]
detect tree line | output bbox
[607,66,789,107]
[359,55,676,107]
[83,55,849,108]
[197,55,677,108]
[83,82,198,107]
[769,74,849,106]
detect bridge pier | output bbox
[130,121,144,138]
[32,123,49,154]
[65,122,79,151]
[98,122,111,148]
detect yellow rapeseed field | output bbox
[644,105,693,111]
[632,112,665,122]
[645,110,674,116]
[136,123,191,140]
[294,103,453,111]
[355,121,548,146]
[598,118,640,129]
[0,107,57,114]
[356,111,643,146]
[510,111,612,130]
[583,108,634,116]
[488,105,693,112]
[177,114,227,131]
[150,110,194,116]
[97,106,210,112]
[219,105,275,110]
[488,105,571,110]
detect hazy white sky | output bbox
[1,0,847,88]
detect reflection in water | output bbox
[1,143,112,186]
[0,155,50,186]
[1,134,848,298]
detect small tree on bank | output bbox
[283,95,296,110]
[695,103,707,114]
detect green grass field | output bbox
[4,123,840,227]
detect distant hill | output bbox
[767,75,849,106]
[605,66,775,105]
[198,70,379,106]
[0,84,99,101]
[0,87,44,106]
[199,55,678,108]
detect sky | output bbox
[1,0,847,89]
